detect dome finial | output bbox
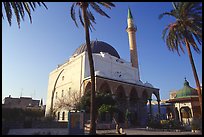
[184,77,189,86]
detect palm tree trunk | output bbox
[81,3,96,135]
[185,39,202,116]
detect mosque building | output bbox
[45,8,160,127]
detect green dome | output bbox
[175,79,198,98]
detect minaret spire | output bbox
[126,8,140,80]
[128,8,133,19]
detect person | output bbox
[112,117,120,134]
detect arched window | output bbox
[62,112,65,120]
[57,112,60,120]
[180,107,192,118]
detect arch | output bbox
[151,92,159,101]
[129,88,139,105]
[50,69,64,116]
[99,82,111,94]
[62,111,65,120]
[174,107,179,121]
[180,106,192,125]
[180,107,192,118]
[151,91,160,100]
[142,90,148,104]
[84,82,91,95]
[129,88,139,126]
[97,82,112,123]
[115,85,126,106]
[114,85,127,123]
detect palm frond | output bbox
[70,2,114,31]
[90,2,110,18]
[162,25,170,41]
[2,2,47,28]
[71,3,78,27]
[192,33,202,45]
[16,2,25,21]
[89,19,95,32]
[3,2,12,26]
[78,8,84,27]
[87,8,96,24]
[172,2,179,10]
[10,2,21,28]
[41,2,48,9]
[160,2,202,55]
[178,41,185,54]
[28,2,35,11]
[158,11,175,20]
[23,2,32,23]
[187,33,200,53]
[97,2,115,9]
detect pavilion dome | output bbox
[175,79,198,98]
[72,40,120,59]
[144,82,154,88]
[136,80,143,85]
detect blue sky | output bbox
[2,2,202,103]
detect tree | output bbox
[53,90,81,113]
[76,91,116,116]
[159,2,202,115]
[70,2,115,134]
[76,90,91,112]
[76,91,120,130]
[2,2,47,28]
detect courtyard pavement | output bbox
[94,128,202,135]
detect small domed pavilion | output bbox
[166,78,201,126]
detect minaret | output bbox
[126,8,140,80]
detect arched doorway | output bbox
[98,82,112,123]
[174,107,179,121]
[149,93,159,117]
[129,88,139,126]
[180,107,192,125]
[140,90,148,126]
[115,85,126,123]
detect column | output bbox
[126,97,130,110]
[148,98,152,116]
[157,99,161,115]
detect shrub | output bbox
[160,120,170,129]
[191,117,202,130]
[160,119,183,129]
[147,115,161,128]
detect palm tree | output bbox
[70,2,115,134]
[2,2,47,28]
[159,2,202,115]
